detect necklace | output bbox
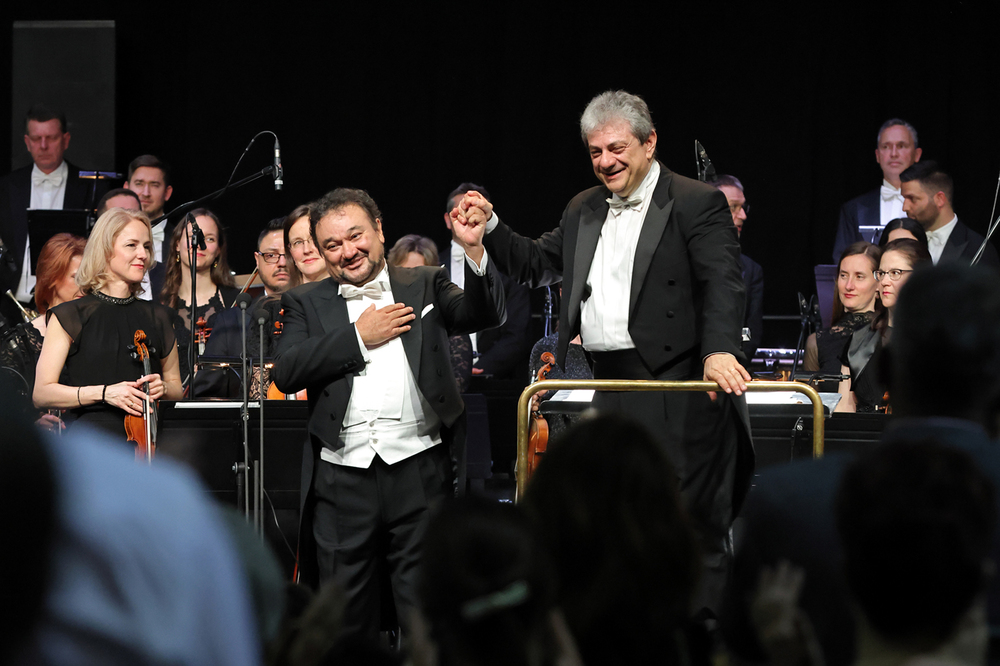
[93,290,137,306]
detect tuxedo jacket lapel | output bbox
[388,265,423,381]
[315,281,354,390]
[940,219,968,263]
[568,192,607,333]
[631,170,673,319]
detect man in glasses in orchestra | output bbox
[194,217,290,397]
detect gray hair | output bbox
[579,91,655,144]
[877,118,919,149]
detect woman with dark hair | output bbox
[803,242,882,375]
[388,234,440,269]
[879,217,928,249]
[835,238,932,412]
[284,204,328,286]
[33,208,181,437]
[159,208,237,386]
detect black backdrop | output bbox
[3,2,998,345]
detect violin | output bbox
[263,306,307,400]
[125,330,157,462]
[195,315,211,355]
[526,351,556,479]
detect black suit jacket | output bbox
[484,164,755,512]
[442,252,532,380]
[485,163,747,376]
[272,262,504,584]
[833,188,880,262]
[940,217,1000,270]
[741,253,764,362]
[0,160,92,283]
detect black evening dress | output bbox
[813,311,875,374]
[48,292,176,437]
[171,285,239,387]
[842,325,889,412]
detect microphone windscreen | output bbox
[254,308,270,325]
[236,293,253,310]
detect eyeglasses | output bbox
[290,238,315,250]
[255,251,286,264]
[874,269,913,281]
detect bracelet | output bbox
[77,386,82,406]
[102,385,107,403]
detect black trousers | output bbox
[590,349,739,615]
[311,444,451,638]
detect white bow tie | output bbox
[340,280,387,300]
[880,184,903,203]
[607,193,645,215]
[32,171,64,188]
[925,229,946,248]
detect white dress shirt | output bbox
[879,179,905,227]
[138,220,169,301]
[320,252,488,468]
[17,162,69,302]
[579,160,660,351]
[449,239,479,354]
[925,215,958,265]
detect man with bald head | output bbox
[455,89,752,615]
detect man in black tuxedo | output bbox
[441,182,532,380]
[454,90,753,614]
[710,174,764,362]
[722,263,1000,666]
[272,188,504,637]
[832,118,922,262]
[901,160,1000,270]
[194,217,291,397]
[0,106,91,316]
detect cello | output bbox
[125,330,157,462]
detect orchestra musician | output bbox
[33,208,182,438]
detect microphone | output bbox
[254,308,270,326]
[185,212,207,251]
[273,137,283,191]
[236,292,253,311]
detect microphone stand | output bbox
[255,306,270,538]
[147,157,281,394]
[790,293,817,381]
[184,213,204,391]
[235,293,253,518]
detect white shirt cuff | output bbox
[486,212,499,234]
[352,323,371,366]
[465,250,489,276]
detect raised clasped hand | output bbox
[355,302,415,348]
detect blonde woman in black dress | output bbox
[33,208,182,437]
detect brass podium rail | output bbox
[515,379,825,501]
